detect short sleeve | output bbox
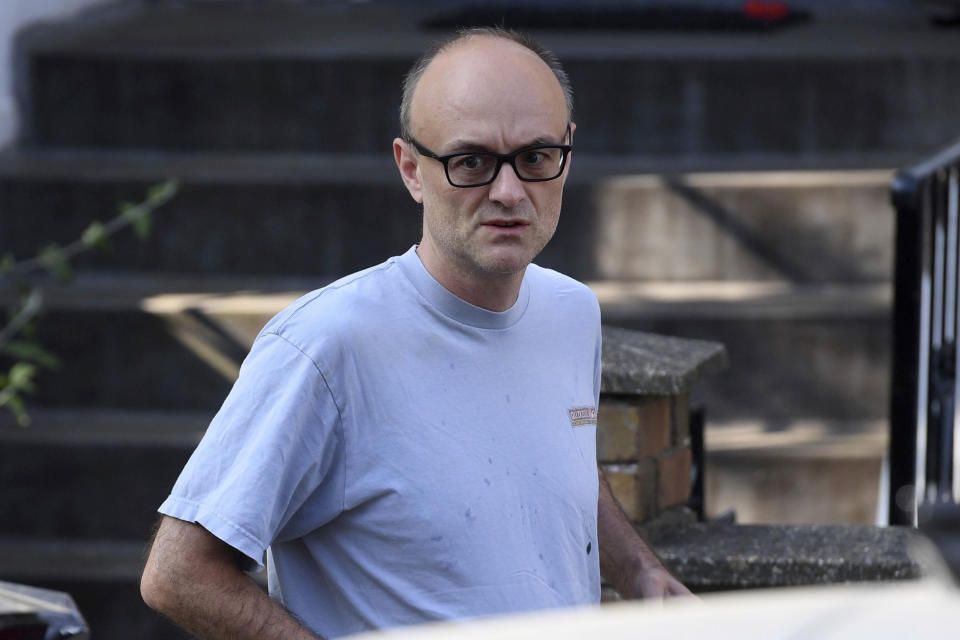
[159,332,345,570]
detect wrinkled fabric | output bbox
[160,246,602,638]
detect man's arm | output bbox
[596,468,693,599]
[141,515,321,640]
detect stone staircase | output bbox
[2,1,959,636]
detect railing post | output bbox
[890,171,924,525]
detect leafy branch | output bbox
[0,180,179,426]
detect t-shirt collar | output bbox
[396,245,530,330]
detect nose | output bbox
[487,162,526,209]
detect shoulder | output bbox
[523,264,601,348]
[258,256,407,352]
[525,263,600,316]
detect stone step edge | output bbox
[643,522,928,590]
[706,418,888,460]
[0,537,148,583]
[594,281,890,320]
[0,275,891,319]
[0,408,211,447]
[20,2,960,60]
[0,536,268,587]
[0,147,902,184]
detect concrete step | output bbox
[0,274,313,410]
[704,420,888,525]
[1,275,889,419]
[607,299,891,425]
[592,170,894,282]
[0,149,897,282]
[0,149,424,279]
[595,278,892,423]
[11,306,237,409]
[0,409,207,539]
[0,537,193,639]
[17,3,960,155]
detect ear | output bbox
[393,138,424,204]
[560,122,576,185]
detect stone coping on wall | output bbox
[601,325,728,396]
[640,520,930,592]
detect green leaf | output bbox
[81,220,111,252]
[147,180,179,204]
[0,253,15,276]
[8,362,37,393]
[37,244,72,282]
[120,202,152,240]
[1,394,30,427]
[133,210,151,239]
[2,340,60,370]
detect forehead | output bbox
[410,36,568,148]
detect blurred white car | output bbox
[346,579,960,640]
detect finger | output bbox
[635,576,669,600]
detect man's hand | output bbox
[596,468,694,601]
[628,566,694,600]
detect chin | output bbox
[474,250,537,275]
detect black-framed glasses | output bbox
[407,125,573,188]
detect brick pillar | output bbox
[597,392,693,523]
[597,326,726,601]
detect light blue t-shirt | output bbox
[159,246,603,638]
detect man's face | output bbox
[396,37,572,283]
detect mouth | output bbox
[483,219,528,229]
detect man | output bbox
[141,27,690,640]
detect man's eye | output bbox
[453,155,487,171]
[520,151,547,165]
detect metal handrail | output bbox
[889,137,960,526]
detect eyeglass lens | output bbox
[447,147,567,186]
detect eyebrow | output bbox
[442,135,564,154]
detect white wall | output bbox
[0,0,117,148]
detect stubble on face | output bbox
[409,36,570,296]
[421,188,554,278]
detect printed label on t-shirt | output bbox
[568,406,598,427]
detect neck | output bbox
[415,245,524,312]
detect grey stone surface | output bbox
[594,172,894,282]
[0,174,423,277]
[19,309,235,409]
[600,325,727,396]
[16,2,960,155]
[615,313,891,424]
[0,151,899,283]
[644,521,926,591]
[0,151,898,282]
[0,158,597,279]
[0,435,194,539]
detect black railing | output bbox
[889,137,960,526]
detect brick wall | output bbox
[598,393,692,523]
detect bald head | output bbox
[408,35,569,151]
[399,28,573,142]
